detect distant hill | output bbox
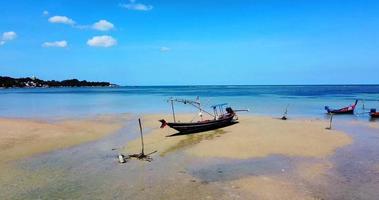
[0,76,114,88]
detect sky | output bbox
[0,0,379,85]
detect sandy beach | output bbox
[121,114,354,199]
[2,113,379,199]
[125,114,352,159]
[0,115,126,165]
[2,0,379,198]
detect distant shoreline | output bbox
[0,76,117,88]
[1,84,378,89]
[0,85,118,89]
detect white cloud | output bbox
[48,16,75,25]
[1,31,17,45]
[2,31,17,41]
[42,40,68,48]
[92,20,114,31]
[87,35,117,47]
[43,10,49,16]
[120,0,153,11]
[160,46,171,52]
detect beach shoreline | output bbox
[0,114,129,166]
[125,113,352,159]
[1,113,379,199]
[0,113,356,163]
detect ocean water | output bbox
[0,85,378,119]
[1,86,379,199]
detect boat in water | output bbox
[325,100,358,114]
[159,98,246,134]
[370,108,379,118]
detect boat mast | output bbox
[171,98,215,118]
[196,96,203,121]
[170,98,176,122]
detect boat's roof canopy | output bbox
[211,103,228,108]
[170,98,199,105]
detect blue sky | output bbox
[0,0,378,85]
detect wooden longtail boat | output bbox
[159,98,245,134]
[370,109,379,118]
[325,100,358,114]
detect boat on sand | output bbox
[159,98,246,134]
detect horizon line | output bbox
[2,76,379,87]
[121,84,379,87]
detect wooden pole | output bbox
[328,113,334,129]
[196,96,203,121]
[281,105,288,120]
[171,99,176,122]
[362,99,365,110]
[138,118,144,155]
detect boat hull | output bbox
[166,115,237,134]
[370,112,379,118]
[325,108,354,115]
[325,100,358,115]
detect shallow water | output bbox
[0,85,379,199]
[0,116,227,199]
[189,155,296,182]
[0,119,140,199]
[323,122,379,200]
[160,129,227,156]
[1,114,378,199]
[1,85,378,119]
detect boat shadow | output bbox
[160,128,228,157]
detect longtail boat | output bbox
[370,109,379,118]
[325,100,358,114]
[159,98,247,134]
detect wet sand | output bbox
[350,119,379,130]
[121,114,355,199]
[227,175,314,199]
[369,122,379,129]
[0,115,125,165]
[125,115,352,159]
[2,114,379,199]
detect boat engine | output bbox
[226,107,235,115]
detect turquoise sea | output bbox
[1,85,379,199]
[0,85,378,119]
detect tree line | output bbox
[0,76,111,88]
